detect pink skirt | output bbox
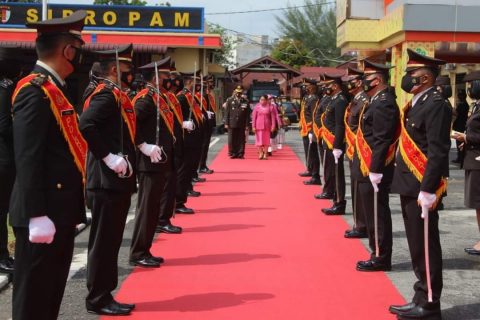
[255,129,270,146]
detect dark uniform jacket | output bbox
[352,88,399,183]
[304,93,319,130]
[205,91,217,127]
[10,65,86,227]
[79,79,98,115]
[134,86,174,173]
[177,87,203,144]
[163,88,184,162]
[463,102,480,170]
[313,95,329,141]
[0,78,14,169]
[79,80,136,193]
[347,91,369,134]
[392,87,452,197]
[224,95,250,129]
[323,92,348,149]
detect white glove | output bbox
[332,149,343,164]
[182,120,194,131]
[369,172,383,192]
[29,216,56,244]
[308,133,313,144]
[207,111,214,119]
[418,191,437,210]
[139,143,162,163]
[476,156,480,161]
[103,153,127,175]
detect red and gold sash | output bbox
[398,102,447,208]
[132,88,174,137]
[344,102,356,160]
[299,99,312,137]
[195,92,208,112]
[183,91,203,124]
[84,83,136,144]
[13,74,87,178]
[355,106,400,177]
[319,112,335,150]
[312,100,322,140]
[207,92,217,113]
[163,89,183,124]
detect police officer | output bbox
[10,11,88,319]
[191,75,208,183]
[342,67,369,239]
[302,79,321,185]
[0,47,23,274]
[389,49,450,320]
[129,57,175,267]
[175,72,203,212]
[80,44,137,316]
[320,73,348,215]
[353,60,399,272]
[198,74,217,174]
[80,62,102,115]
[224,86,250,159]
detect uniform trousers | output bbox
[302,136,312,172]
[228,128,246,157]
[309,139,320,180]
[357,181,392,264]
[0,167,14,259]
[131,171,170,260]
[158,169,176,225]
[349,160,366,232]
[86,190,131,308]
[191,124,205,180]
[199,122,213,170]
[323,147,345,201]
[13,226,75,320]
[176,131,202,207]
[400,195,443,307]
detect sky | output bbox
[48,0,308,38]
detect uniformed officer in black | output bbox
[352,60,399,272]
[342,67,370,239]
[191,75,208,183]
[79,62,102,115]
[129,57,176,268]
[198,74,217,174]
[175,72,203,212]
[302,79,321,185]
[389,49,450,320]
[10,11,87,320]
[320,73,348,215]
[454,71,480,255]
[0,47,23,275]
[80,44,137,316]
[225,86,250,159]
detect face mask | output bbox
[439,85,452,99]
[162,78,171,89]
[121,71,134,87]
[401,74,421,93]
[363,78,377,92]
[467,80,480,100]
[325,86,333,96]
[66,46,83,72]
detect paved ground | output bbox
[0,128,479,320]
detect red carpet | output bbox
[106,143,405,319]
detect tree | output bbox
[207,22,238,69]
[271,39,316,69]
[274,0,342,67]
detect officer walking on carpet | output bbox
[224,86,250,159]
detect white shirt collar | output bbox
[412,87,433,107]
[353,91,363,100]
[36,60,66,86]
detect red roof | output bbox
[295,66,345,82]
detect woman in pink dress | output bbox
[252,95,276,159]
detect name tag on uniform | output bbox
[61,109,74,116]
[241,104,247,109]
[125,109,134,113]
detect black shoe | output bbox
[322,201,346,215]
[237,155,245,159]
[396,304,441,319]
[199,167,214,174]
[230,155,237,159]
[303,178,321,185]
[156,223,183,234]
[389,302,417,315]
[187,190,201,197]
[87,301,132,316]
[267,151,272,156]
[114,300,136,311]
[356,259,391,272]
[192,177,206,183]
[175,207,195,214]
[148,255,165,264]
[314,192,334,200]
[464,247,480,255]
[298,171,312,177]
[344,229,368,239]
[129,257,161,268]
[451,158,460,164]
[0,257,14,273]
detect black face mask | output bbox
[66,46,83,72]
[363,78,377,92]
[325,86,333,96]
[467,80,480,100]
[401,74,421,93]
[439,85,452,99]
[162,78,171,89]
[121,71,134,87]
